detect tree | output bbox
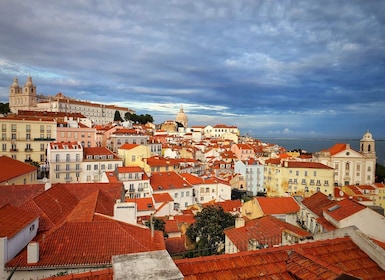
[0,103,10,115]
[186,205,236,256]
[145,216,165,233]
[124,112,154,124]
[113,110,123,122]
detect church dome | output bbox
[25,76,34,87]
[176,106,188,127]
[11,77,19,88]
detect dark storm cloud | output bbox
[0,0,385,138]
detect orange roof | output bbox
[119,143,139,150]
[302,192,335,217]
[151,172,192,191]
[175,237,385,279]
[6,219,165,269]
[0,184,45,208]
[49,141,82,149]
[323,198,366,221]
[256,197,300,214]
[164,219,180,233]
[202,200,242,213]
[225,215,311,251]
[0,156,37,183]
[285,161,333,169]
[322,143,348,155]
[126,197,154,211]
[0,204,38,238]
[117,166,144,173]
[153,193,173,203]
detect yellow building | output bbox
[264,160,334,198]
[118,143,150,170]
[0,115,56,164]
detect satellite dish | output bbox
[339,190,344,197]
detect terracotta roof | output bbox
[0,184,45,208]
[164,219,180,233]
[6,219,165,269]
[153,193,173,203]
[165,236,186,255]
[202,200,242,213]
[285,161,333,169]
[117,166,144,173]
[323,198,366,222]
[256,197,300,214]
[0,156,37,183]
[119,143,139,150]
[322,143,348,155]
[146,156,179,167]
[49,141,82,149]
[175,237,385,279]
[126,197,154,211]
[302,191,335,217]
[20,185,80,231]
[0,204,38,238]
[151,172,192,191]
[225,215,311,251]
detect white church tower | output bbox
[9,76,37,113]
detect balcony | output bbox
[128,188,136,193]
[9,149,18,152]
[25,148,33,152]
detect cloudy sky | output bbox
[0,0,384,139]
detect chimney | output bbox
[27,242,39,264]
[235,217,245,228]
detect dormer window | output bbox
[87,155,92,160]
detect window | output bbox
[94,164,98,170]
[87,165,91,170]
[2,143,6,151]
[26,125,31,132]
[175,193,178,198]
[132,155,136,162]
[26,133,30,139]
[296,170,299,176]
[40,144,45,151]
[11,124,17,132]
[66,164,70,171]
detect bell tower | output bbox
[360,130,376,158]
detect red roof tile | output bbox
[153,193,173,203]
[322,143,348,155]
[0,204,38,238]
[6,219,165,269]
[225,215,311,251]
[126,197,154,211]
[323,198,366,221]
[0,156,37,183]
[256,197,300,214]
[0,184,45,208]
[175,237,385,279]
[151,172,192,191]
[302,192,335,217]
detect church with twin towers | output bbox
[8,76,134,125]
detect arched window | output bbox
[346,162,350,171]
[368,144,371,152]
